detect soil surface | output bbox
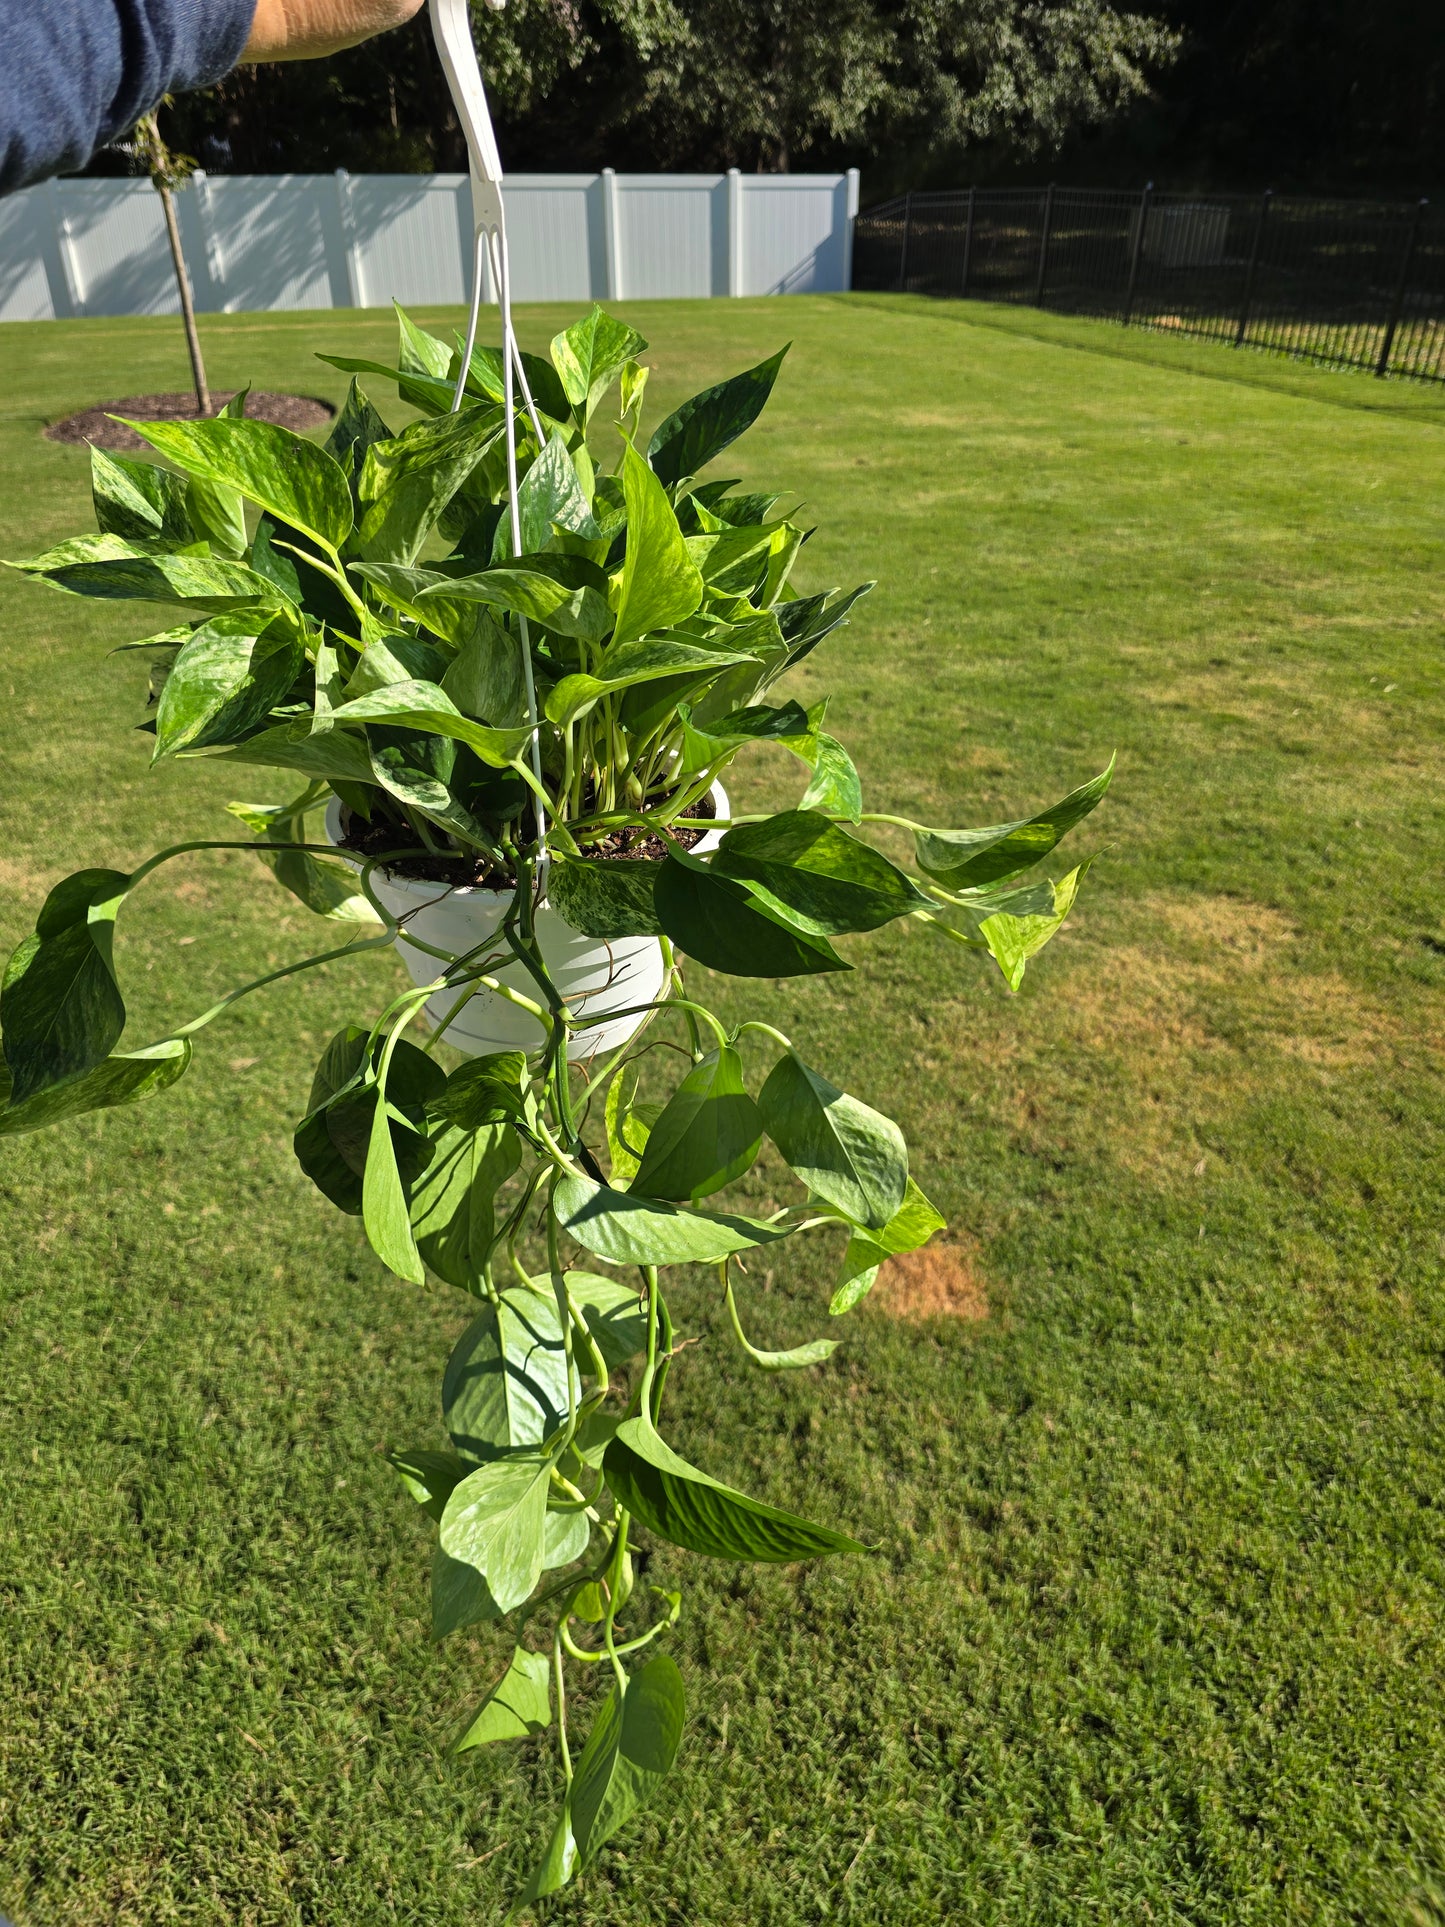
[46,392,334,452]
[338,788,717,889]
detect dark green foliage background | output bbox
[1,297,1443,1922]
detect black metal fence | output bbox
[852,185,1445,383]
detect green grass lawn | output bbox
[1,294,1443,1926]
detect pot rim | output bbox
[324,779,730,906]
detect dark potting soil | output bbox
[338,788,717,889]
[46,392,334,452]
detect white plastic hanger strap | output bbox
[428,0,548,874]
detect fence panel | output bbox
[853,184,1445,383]
[0,169,861,323]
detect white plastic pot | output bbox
[325,784,727,1060]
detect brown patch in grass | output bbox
[877,1241,990,1322]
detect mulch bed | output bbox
[45,392,333,452]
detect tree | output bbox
[125,108,211,414]
[161,0,1177,183]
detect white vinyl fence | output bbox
[0,169,860,323]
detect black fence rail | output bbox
[852,185,1445,383]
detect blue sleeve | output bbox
[0,0,256,195]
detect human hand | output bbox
[242,0,429,61]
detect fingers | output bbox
[242,0,428,63]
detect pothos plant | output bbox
[3,305,1111,1906]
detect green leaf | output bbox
[325,376,393,486]
[509,1811,578,1914]
[354,405,502,566]
[828,1177,946,1315]
[678,698,811,773]
[629,1046,762,1204]
[12,536,284,613]
[426,556,611,642]
[513,430,600,550]
[327,679,532,768]
[0,1037,190,1138]
[758,1053,907,1230]
[432,1545,503,1640]
[554,1173,791,1267]
[224,799,380,924]
[604,1413,865,1561]
[795,731,863,822]
[316,352,456,418]
[611,441,704,648]
[715,812,926,935]
[569,1653,685,1867]
[551,307,648,418]
[1,868,129,1104]
[915,759,1115,890]
[439,1451,553,1614]
[363,1075,426,1285]
[90,445,192,542]
[153,615,302,757]
[118,416,354,552]
[457,339,572,425]
[443,1286,573,1462]
[295,1030,442,1215]
[342,631,449,699]
[439,607,528,726]
[542,1504,591,1571]
[547,851,663,940]
[454,1646,552,1754]
[979,862,1090,992]
[410,1121,522,1290]
[654,846,850,979]
[648,346,789,488]
[776,581,874,668]
[428,1052,530,1132]
[544,633,754,730]
[566,1270,647,1370]
[207,717,377,786]
[604,1070,658,1184]
[388,1446,470,1522]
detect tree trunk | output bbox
[156,179,210,416]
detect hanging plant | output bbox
[3,305,1111,1905]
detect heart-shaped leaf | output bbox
[119,415,354,552]
[439,1450,553,1614]
[1,868,130,1103]
[554,1173,791,1267]
[442,1285,573,1461]
[604,1414,865,1561]
[568,1653,686,1866]
[758,1052,907,1230]
[714,812,926,935]
[611,441,703,648]
[453,1645,552,1754]
[915,759,1114,891]
[654,846,850,980]
[629,1046,762,1204]
[648,346,789,487]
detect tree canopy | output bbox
[158,0,1177,187]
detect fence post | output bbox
[333,167,366,308]
[727,168,743,295]
[1122,180,1153,326]
[1376,197,1427,378]
[842,167,860,292]
[897,191,913,291]
[1235,187,1272,347]
[960,185,976,297]
[1034,182,1055,305]
[601,167,622,300]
